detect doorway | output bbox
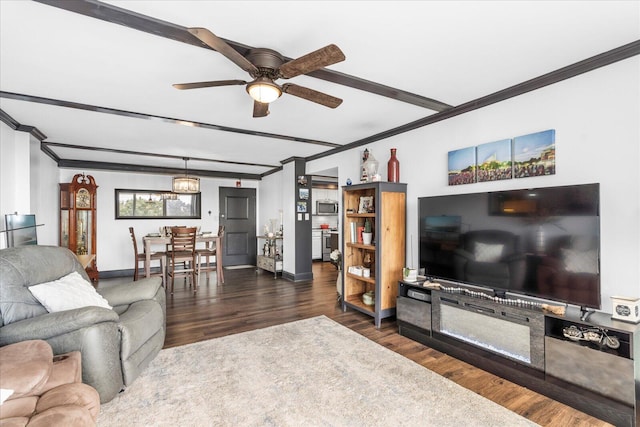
[219,187,257,266]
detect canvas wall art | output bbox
[448,147,476,186]
[476,139,512,182]
[513,129,556,178]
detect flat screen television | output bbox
[419,183,600,309]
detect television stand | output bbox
[580,306,596,321]
[396,280,639,427]
[493,289,507,299]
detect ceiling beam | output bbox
[33,0,452,111]
[0,91,340,148]
[303,68,452,112]
[0,109,47,140]
[1,108,273,178]
[0,108,20,130]
[43,141,279,169]
[40,142,60,163]
[57,159,262,180]
[307,39,640,161]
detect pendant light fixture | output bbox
[172,157,200,194]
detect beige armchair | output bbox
[0,340,100,426]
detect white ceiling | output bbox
[1,1,638,179]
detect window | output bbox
[115,190,201,219]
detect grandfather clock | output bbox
[60,174,99,282]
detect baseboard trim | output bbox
[97,268,162,279]
[282,271,313,282]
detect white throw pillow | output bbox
[562,248,599,274]
[0,389,13,405]
[474,242,504,263]
[29,271,112,313]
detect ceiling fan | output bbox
[173,28,346,118]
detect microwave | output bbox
[316,200,338,214]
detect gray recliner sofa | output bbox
[0,245,166,403]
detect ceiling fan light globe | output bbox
[246,78,282,103]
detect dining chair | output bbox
[129,227,165,285]
[196,225,225,284]
[166,226,200,294]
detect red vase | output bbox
[387,148,400,182]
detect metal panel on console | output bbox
[546,336,634,406]
[397,296,432,332]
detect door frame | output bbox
[219,187,257,267]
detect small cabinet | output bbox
[257,236,283,277]
[397,282,432,334]
[59,174,98,282]
[341,182,406,327]
[312,230,322,260]
[545,315,635,407]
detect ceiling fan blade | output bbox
[279,44,345,79]
[282,83,343,108]
[253,101,269,118]
[188,27,258,76]
[173,80,247,90]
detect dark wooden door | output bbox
[219,187,256,266]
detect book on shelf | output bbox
[350,221,356,243]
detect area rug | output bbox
[98,316,537,426]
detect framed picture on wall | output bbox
[296,201,307,213]
[477,139,512,182]
[513,129,556,178]
[299,188,309,200]
[448,146,476,185]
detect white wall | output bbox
[0,123,58,249]
[0,123,30,215]
[29,136,59,247]
[0,122,18,226]
[2,56,638,312]
[257,171,283,237]
[57,169,256,272]
[257,171,284,264]
[280,162,296,273]
[308,56,640,313]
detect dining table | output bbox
[142,234,223,282]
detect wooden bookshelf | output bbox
[341,182,406,327]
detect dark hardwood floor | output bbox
[102,261,611,426]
